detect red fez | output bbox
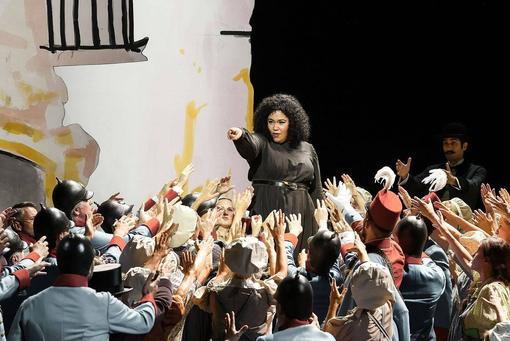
[422,192,440,204]
[369,190,402,231]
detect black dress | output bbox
[234,129,323,254]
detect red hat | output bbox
[422,192,440,205]
[369,190,402,231]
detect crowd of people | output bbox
[0,94,508,341]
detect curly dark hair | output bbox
[253,94,310,148]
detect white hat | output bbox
[351,262,395,310]
[224,236,268,276]
[169,204,198,248]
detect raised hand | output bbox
[324,177,339,196]
[0,228,10,254]
[227,127,243,141]
[141,271,159,296]
[329,278,347,305]
[286,213,303,237]
[297,249,308,268]
[113,215,138,238]
[268,210,286,243]
[472,209,496,235]
[176,163,195,189]
[340,174,357,192]
[444,163,458,186]
[499,188,510,205]
[198,208,218,238]
[108,192,125,202]
[234,189,253,217]
[26,259,51,278]
[314,199,328,230]
[251,215,263,237]
[84,212,95,240]
[217,173,234,195]
[30,236,49,259]
[396,157,412,179]
[224,311,248,341]
[180,251,196,275]
[0,207,16,228]
[411,196,436,222]
[398,186,413,209]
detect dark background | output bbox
[249,0,506,194]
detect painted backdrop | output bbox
[1,0,253,208]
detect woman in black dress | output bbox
[227,94,323,254]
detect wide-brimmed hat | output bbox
[224,236,268,276]
[440,122,469,140]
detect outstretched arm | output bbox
[228,127,265,162]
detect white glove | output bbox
[326,181,352,212]
[422,169,447,192]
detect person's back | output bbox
[257,274,334,341]
[396,216,445,341]
[400,257,445,340]
[10,285,154,341]
[8,234,156,341]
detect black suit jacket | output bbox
[401,160,487,209]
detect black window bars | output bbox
[41,0,148,53]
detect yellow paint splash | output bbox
[174,101,207,194]
[179,49,185,55]
[3,121,45,142]
[0,139,57,205]
[233,68,254,132]
[17,81,57,106]
[54,131,74,146]
[64,153,83,181]
[0,89,12,107]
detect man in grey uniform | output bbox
[8,234,156,341]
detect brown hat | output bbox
[369,190,402,231]
[224,236,268,276]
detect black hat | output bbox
[90,263,132,296]
[57,234,95,277]
[197,197,218,217]
[52,178,93,219]
[395,216,428,257]
[440,122,469,140]
[97,199,134,234]
[275,273,313,320]
[309,230,341,276]
[34,205,72,250]
[181,192,200,207]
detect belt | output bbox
[252,180,309,191]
